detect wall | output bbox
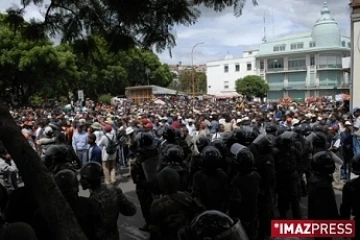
[206,56,257,94]
[351,5,360,109]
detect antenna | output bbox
[262,11,267,43]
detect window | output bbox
[310,55,315,66]
[235,64,240,72]
[247,63,252,71]
[224,65,229,73]
[248,51,253,55]
[348,42,351,48]
[288,56,306,70]
[260,60,264,70]
[309,41,316,48]
[318,54,342,68]
[290,42,304,50]
[224,81,229,89]
[273,44,286,51]
[224,85,229,89]
[267,58,284,70]
[342,41,346,47]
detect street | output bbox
[79,173,345,240]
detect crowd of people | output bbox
[0,96,360,240]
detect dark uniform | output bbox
[340,154,360,239]
[151,168,196,240]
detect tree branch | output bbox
[0,104,87,240]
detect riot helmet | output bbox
[200,146,222,170]
[165,144,184,163]
[232,128,246,145]
[196,136,210,153]
[241,126,260,146]
[312,124,323,132]
[276,125,287,136]
[351,154,360,175]
[252,134,272,154]
[44,145,72,171]
[178,210,249,240]
[210,139,226,156]
[222,132,235,149]
[278,131,296,147]
[157,167,181,194]
[312,132,327,149]
[79,162,103,190]
[138,132,153,147]
[54,169,79,196]
[292,125,303,135]
[163,126,176,141]
[265,123,277,134]
[230,143,254,172]
[302,124,312,136]
[312,151,335,175]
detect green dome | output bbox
[311,2,341,47]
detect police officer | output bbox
[158,145,190,192]
[340,154,360,239]
[130,132,159,232]
[80,162,136,240]
[192,146,228,212]
[44,144,81,174]
[274,131,301,220]
[178,210,249,240]
[308,151,339,221]
[33,169,102,240]
[229,143,260,240]
[190,136,210,182]
[210,139,230,174]
[150,168,196,240]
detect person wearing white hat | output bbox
[90,122,104,146]
[186,119,196,137]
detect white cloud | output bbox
[0,0,351,64]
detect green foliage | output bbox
[98,94,113,104]
[3,0,257,54]
[235,75,269,99]
[29,94,44,107]
[0,14,174,104]
[178,70,207,94]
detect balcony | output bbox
[267,68,285,73]
[288,66,307,71]
[317,64,342,70]
[268,82,285,90]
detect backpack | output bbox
[105,134,118,155]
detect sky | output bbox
[0,0,351,65]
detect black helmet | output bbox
[80,162,103,188]
[230,143,254,172]
[312,151,335,174]
[222,132,235,149]
[44,145,72,170]
[265,123,277,133]
[351,154,360,175]
[278,131,296,146]
[196,136,210,152]
[252,134,272,154]
[138,132,153,147]
[210,139,226,156]
[178,210,248,240]
[313,124,323,132]
[232,128,246,144]
[163,126,176,141]
[312,132,327,148]
[276,125,287,136]
[54,169,79,196]
[302,124,312,136]
[157,167,181,194]
[165,144,184,163]
[200,146,222,170]
[292,125,303,134]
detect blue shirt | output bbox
[72,131,89,151]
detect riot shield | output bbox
[141,155,161,182]
[230,143,248,156]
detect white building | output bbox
[351,0,360,109]
[206,50,258,95]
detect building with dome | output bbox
[206,49,258,95]
[206,2,350,100]
[256,2,350,101]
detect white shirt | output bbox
[98,132,117,161]
[0,158,18,173]
[186,124,196,137]
[332,139,341,149]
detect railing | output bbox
[267,68,285,72]
[317,64,342,69]
[288,66,307,71]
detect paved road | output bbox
[79,173,345,240]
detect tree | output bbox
[235,75,269,100]
[0,14,79,105]
[178,70,207,94]
[4,0,257,54]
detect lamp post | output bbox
[191,42,204,98]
